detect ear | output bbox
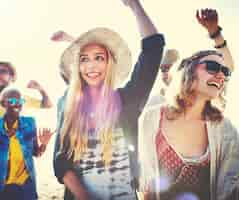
[1,99,7,108]
[10,76,15,83]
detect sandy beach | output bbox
[35,139,64,200]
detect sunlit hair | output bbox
[166,50,227,122]
[59,43,121,165]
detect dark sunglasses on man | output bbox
[199,60,231,80]
[7,98,26,106]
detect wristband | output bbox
[215,40,227,49]
[209,26,222,39]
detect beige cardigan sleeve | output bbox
[138,105,161,194]
[215,118,239,200]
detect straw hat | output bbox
[60,27,132,87]
[161,49,180,66]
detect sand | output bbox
[35,139,64,200]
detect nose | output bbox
[85,60,98,70]
[215,70,225,79]
[214,71,226,85]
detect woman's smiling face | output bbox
[79,43,109,87]
[193,54,228,100]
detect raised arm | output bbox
[122,0,157,38]
[196,9,234,71]
[119,0,165,116]
[27,80,53,108]
[51,31,75,43]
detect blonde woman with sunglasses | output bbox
[139,9,238,200]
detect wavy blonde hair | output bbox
[166,50,227,122]
[60,43,121,165]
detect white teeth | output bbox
[207,81,221,89]
[13,108,20,112]
[86,72,100,78]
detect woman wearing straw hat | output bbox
[139,9,238,200]
[53,0,165,199]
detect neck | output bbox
[184,97,207,120]
[5,113,18,126]
[86,84,104,105]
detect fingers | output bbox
[27,80,40,89]
[199,8,218,21]
[41,128,51,134]
[121,0,139,8]
[122,0,130,6]
[196,10,200,21]
[38,128,54,136]
[38,128,54,145]
[51,31,64,41]
[210,9,218,22]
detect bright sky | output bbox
[0,0,238,128]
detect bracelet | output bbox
[209,26,222,39]
[215,40,227,49]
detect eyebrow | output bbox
[79,52,106,57]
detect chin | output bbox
[86,80,104,87]
[206,93,220,101]
[203,88,222,99]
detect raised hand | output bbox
[120,0,157,38]
[38,128,54,146]
[196,9,219,35]
[121,0,138,7]
[27,80,43,92]
[50,31,75,42]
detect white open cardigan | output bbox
[138,104,239,200]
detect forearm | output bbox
[128,0,158,38]
[39,89,53,108]
[65,35,75,42]
[212,34,234,70]
[63,170,89,200]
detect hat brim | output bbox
[61,27,132,87]
[161,49,179,66]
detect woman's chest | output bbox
[161,120,209,158]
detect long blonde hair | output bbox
[166,50,226,122]
[60,43,121,165]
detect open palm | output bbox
[38,128,54,146]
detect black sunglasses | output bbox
[199,60,231,78]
